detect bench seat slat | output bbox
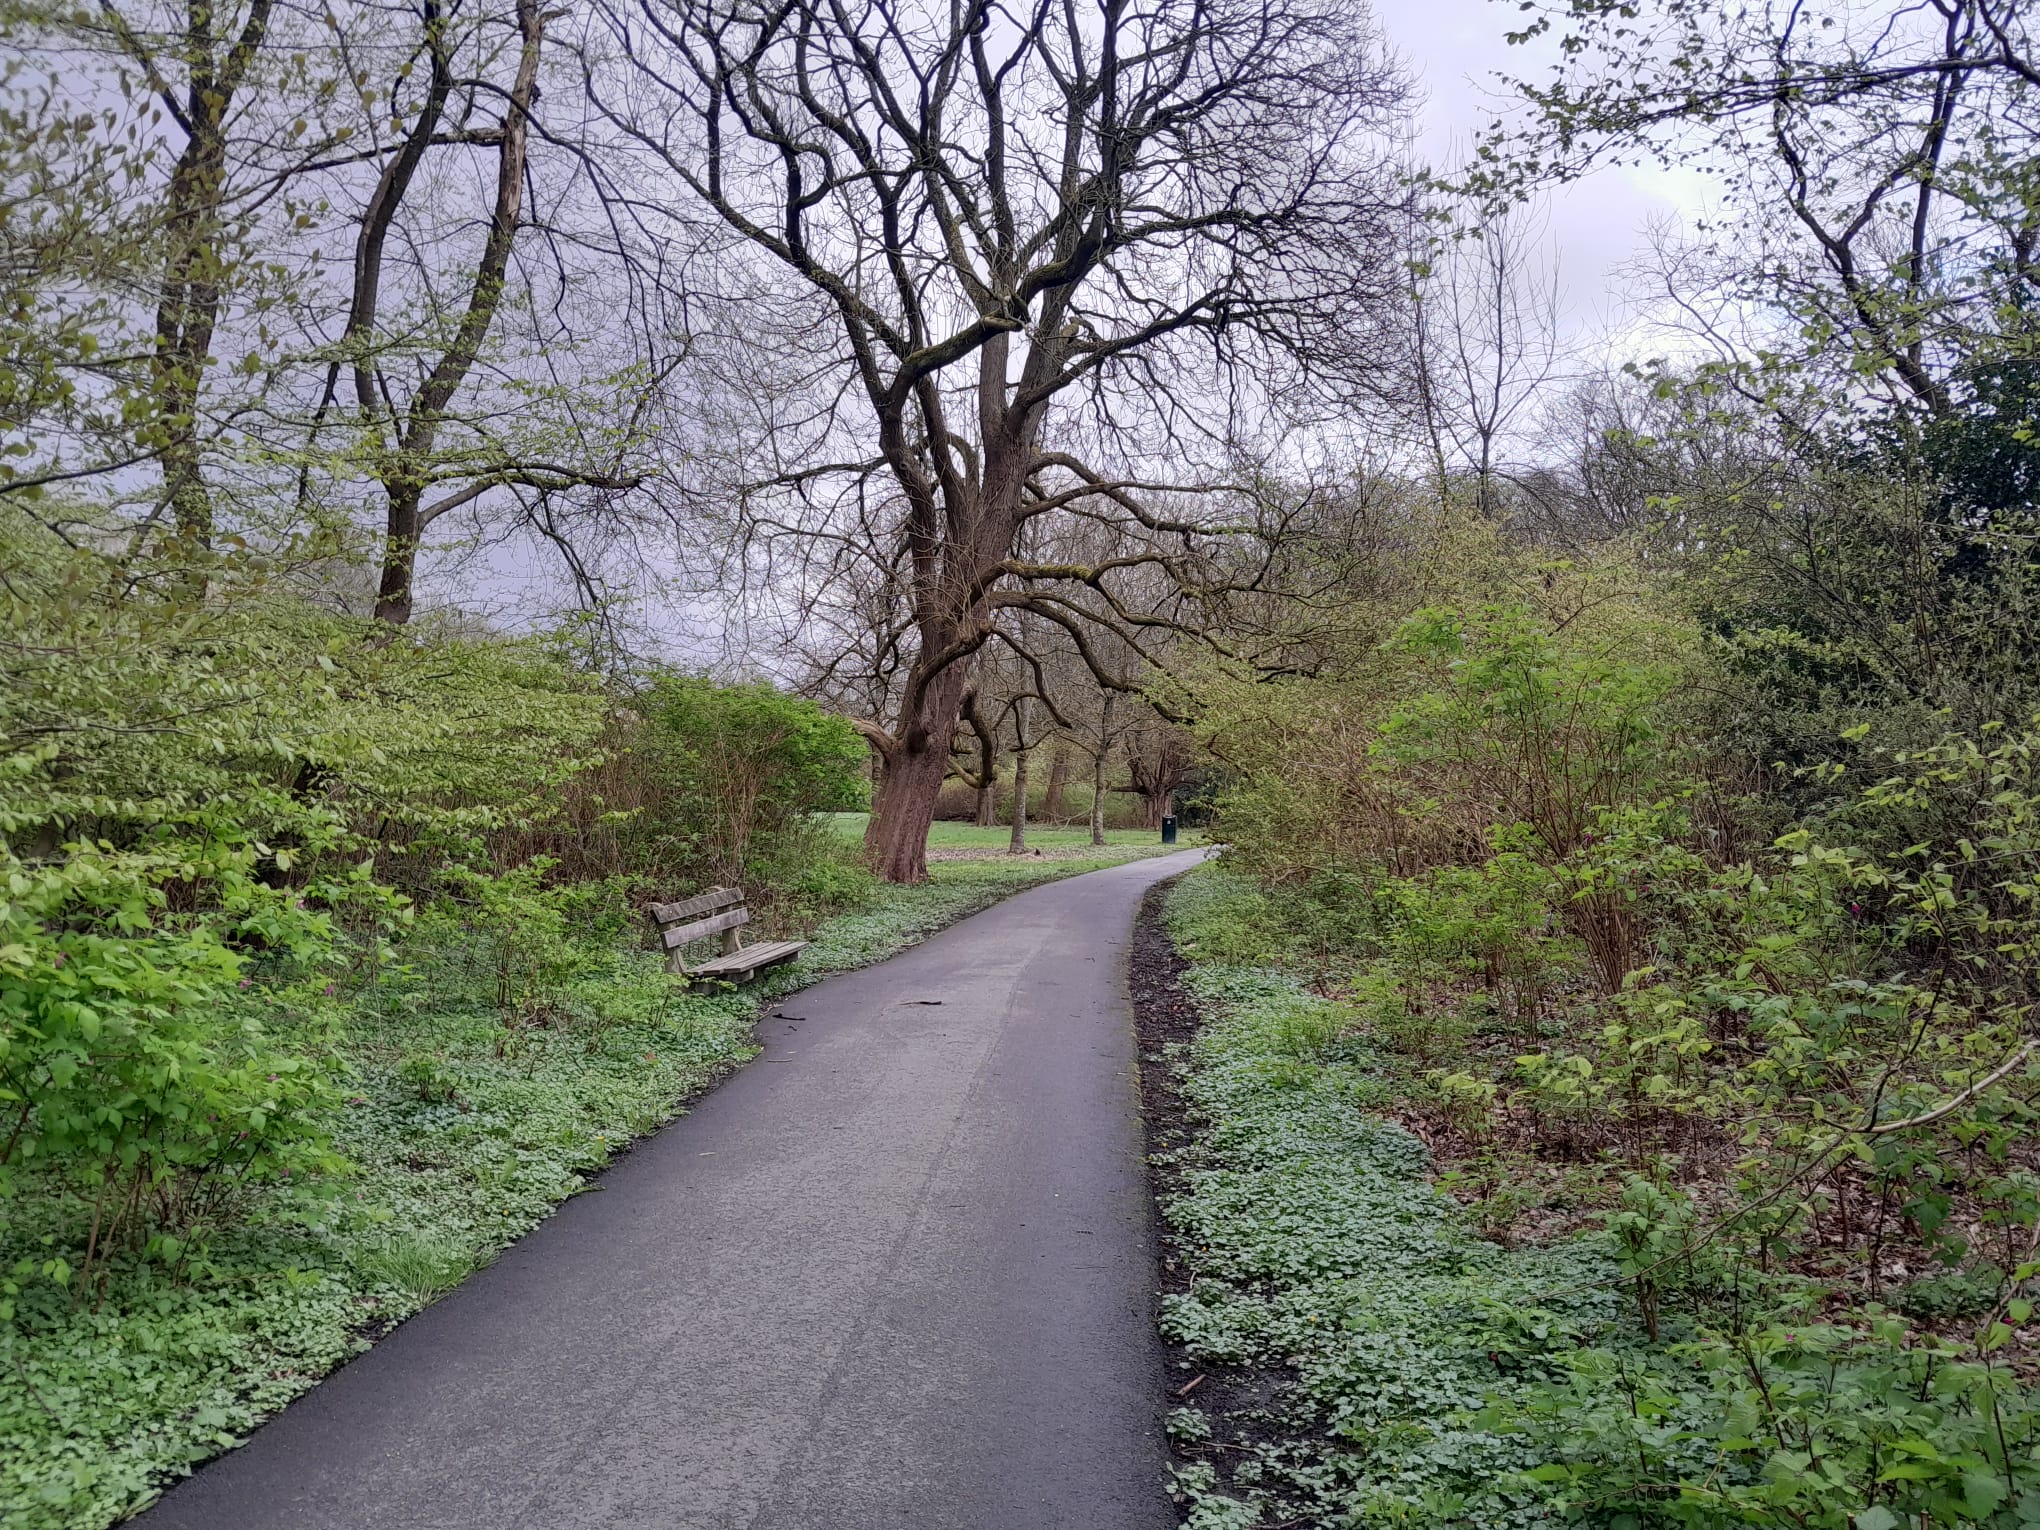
[650,887,744,925]
[688,939,807,977]
[659,907,750,950]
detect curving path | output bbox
[137,850,1204,1530]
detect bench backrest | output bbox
[649,887,748,957]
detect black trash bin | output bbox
[1160,815,1178,845]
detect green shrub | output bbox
[753,825,879,926]
[0,834,347,1288]
[627,673,867,884]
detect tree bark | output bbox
[148,0,277,555]
[861,661,976,883]
[863,740,949,883]
[374,480,426,623]
[1090,694,1113,846]
[1041,744,1070,821]
[966,690,999,826]
[1007,696,1031,854]
[859,334,1043,876]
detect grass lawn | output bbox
[0,849,1175,1530]
[822,810,1186,850]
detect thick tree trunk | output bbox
[1141,791,1169,830]
[862,661,975,882]
[1041,745,1069,821]
[975,778,996,827]
[864,742,949,882]
[1007,697,1030,854]
[859,337,1040,881]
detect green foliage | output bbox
[1158,867,2040,1528]
[0,838,1169,1529]
[1384,600,1685,853]
[1507,1320,2040,1528]
[1182,565,2040,1522]
[628,673,867,883]
[1159,869,1636,1528]
[0,535,607,1255]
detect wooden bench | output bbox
[648,887,806,984]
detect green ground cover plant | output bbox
[1167,531,2040,1528]
[0,848,1163,1528]
[0,529,1177,1528]
[1157,868,2040,1530]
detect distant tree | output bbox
[1039,744,1072,822]
[1090,691,1117,846]
[1119,715,1196,829]
[1407,200,1572,514]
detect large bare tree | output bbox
[594,0,1408,879]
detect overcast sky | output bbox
[1386,0,1718,355]
[449,0,1723,640]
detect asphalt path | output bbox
[136,850,1203,1530]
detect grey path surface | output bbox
[136,851,1203,1530]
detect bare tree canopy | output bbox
[1,0,681,623]
[589,0,1411,878]
[1482,0,2039,422]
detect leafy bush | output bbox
[1158,867,2040,1528]
[1179,527,2040,1525]
[625,673,867,884]
[0,829,351,1292]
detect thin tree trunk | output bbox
[149,0,277,556]
[967,690,998,826]
[371,0,543,625]
[1041,744,1069,820]
[1090,694,1113,846]
[1008,697,1030,854]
